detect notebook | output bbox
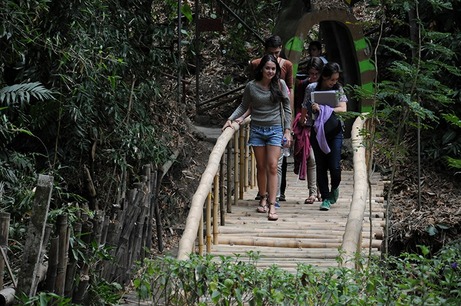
[310,90,339,107]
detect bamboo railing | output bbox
[177,116,375,271]
[340,115,372,269]
[177,118,253,260]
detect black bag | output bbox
[324,112,342,139]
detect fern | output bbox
[0,82,54,109]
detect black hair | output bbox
[254,54,284,104]
[316,62,342,90]
[308,41,322,52]
[305,57,324,73]
[264,35,283,49]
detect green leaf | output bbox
[181,4,193,22]
[0,82,54,108]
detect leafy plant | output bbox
[133,243,461,305]
[0,82,54,108]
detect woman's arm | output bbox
[237,108,252,123]
[280,80,292,132]
[222,84,252,130]
[333,101,347,113]
[334,86,348,113]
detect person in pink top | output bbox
[293,57,324,204]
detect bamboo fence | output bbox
[0,153,179,305]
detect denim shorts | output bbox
[248,125,283,147]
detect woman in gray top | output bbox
[222,54,292,221]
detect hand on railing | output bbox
[222,119,234,131]
[222,116,246,131]
[234,116,245,124]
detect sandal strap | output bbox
[267,202,278,221]
[257,196,268,213]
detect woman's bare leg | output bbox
[253,146,267,206]
[266,145,281,216]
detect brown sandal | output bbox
[304,195,317,204]
[267,202,278,221]
[256,194,268,213]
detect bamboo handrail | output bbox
[177,118,251,260]
[341,115,370,269]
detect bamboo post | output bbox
[45,236,59,292]
[226,144,232,213]
[100,216,109,246]
[154,170,164,253]
[0,287,15,305]
[233,133,239,206]
[244,126,250,191]
[131,172,149,264]
[113,185,145,283]
[133,190,148,267]
[147,170,158,252]
[0,212,10,289]
[64,222,81,298]
[73,218,92,302]
[55,215,69,295]
[101,221,119,280]
[17,174,53,298]
[213,175,219,245]
[206,192,212,254]
[92,210,105,246]
[154,151,179,251]
[239,128,245,199]
[251,147,256,188]
[140,165,151,259]
[219,155,225,226]
[198,215,204,255]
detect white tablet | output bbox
[310,90,339,107]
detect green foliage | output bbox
[364,0,461,174]
[17,292,73,306]
[0,0,181,304]
[133,243,461,305]
[0,0,175,211]
[214,0,280,62]
[85,280,124,306]
[0,82,54,108]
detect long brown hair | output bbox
[254,54,284,104]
